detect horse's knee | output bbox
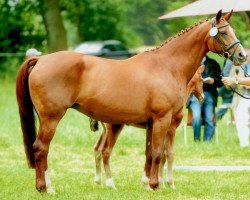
[152,149,162,164]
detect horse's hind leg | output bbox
[142,120,152,188]
[165,127,176,189]
[33,112,65,193]
[93,122,107,185]
[102,124,124,189]
[158,140,167,188]
[166,112,182,189]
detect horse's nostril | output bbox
[239,52,243,58]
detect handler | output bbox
[222,62,250,147]
[221,62,250,86]
[222,74,250,86]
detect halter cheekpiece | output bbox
[210,17,240,61]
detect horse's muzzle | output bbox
[233,46,248,66]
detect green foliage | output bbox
[62,0,130,47]
[124,0,169,46]
[62,0,169,48]
[0,0,46,53]
[0,0,46,78]
[231,14,250,48]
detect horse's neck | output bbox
[149,21,210,83]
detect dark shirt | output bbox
[202,56,223,106]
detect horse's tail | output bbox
[16,57,39,168]
[89,118,99,132]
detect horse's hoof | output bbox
[37,185,46,193]
[149,179,159,190]
[161,182,166,189]
[94,175,102,185]
[36,180,47,193]
[158,176,166,188]
[141,173,149,185]
[47,187,56,195]
[144,184,153,190]
[167,182,176,190]
[106,178,117,190]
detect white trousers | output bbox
[234,98,250,147]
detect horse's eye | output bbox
[221,31,227,35]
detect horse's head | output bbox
[206,10,247,66]
[188,65,204,102]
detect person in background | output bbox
[187,55,222,141]
[25,48,42,57]
[222,62,250,147]
[216,59,234,120]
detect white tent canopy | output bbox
[159,0,250,19]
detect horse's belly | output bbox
[75,100,148,124]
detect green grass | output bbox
[0,81,249,200]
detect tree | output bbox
[125,0,169,45]
[0,0,46,53]
[62,0,133,47]
[40,0,68,52]
[0,0,46,78]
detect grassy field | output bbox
[0,80,249,200]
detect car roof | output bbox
[74,40,126,54]
[78,40,122,45]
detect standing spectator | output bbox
[187,55,222,141]
[222,63,250,147]
[216,59,234,120]
[25,48,42,57]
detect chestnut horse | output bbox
[16,10,247,193]
[91,65,205,189]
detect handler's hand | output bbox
[221,77,235,86]
[203,77,214,85]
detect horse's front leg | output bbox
[93,122,107,185]
[33,114,62,194]
[102,124,124,189]
[149,114,171,190]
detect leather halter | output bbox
[211,18,240,61]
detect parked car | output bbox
[74,40,136,59]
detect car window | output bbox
[103,44,116,52]
[114,44,127,51]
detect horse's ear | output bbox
[224,10,233,21]
[216,10,222,22]
[199,65,205,73]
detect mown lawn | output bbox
[0,81,249,200]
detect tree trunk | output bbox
[41,0,68,52]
